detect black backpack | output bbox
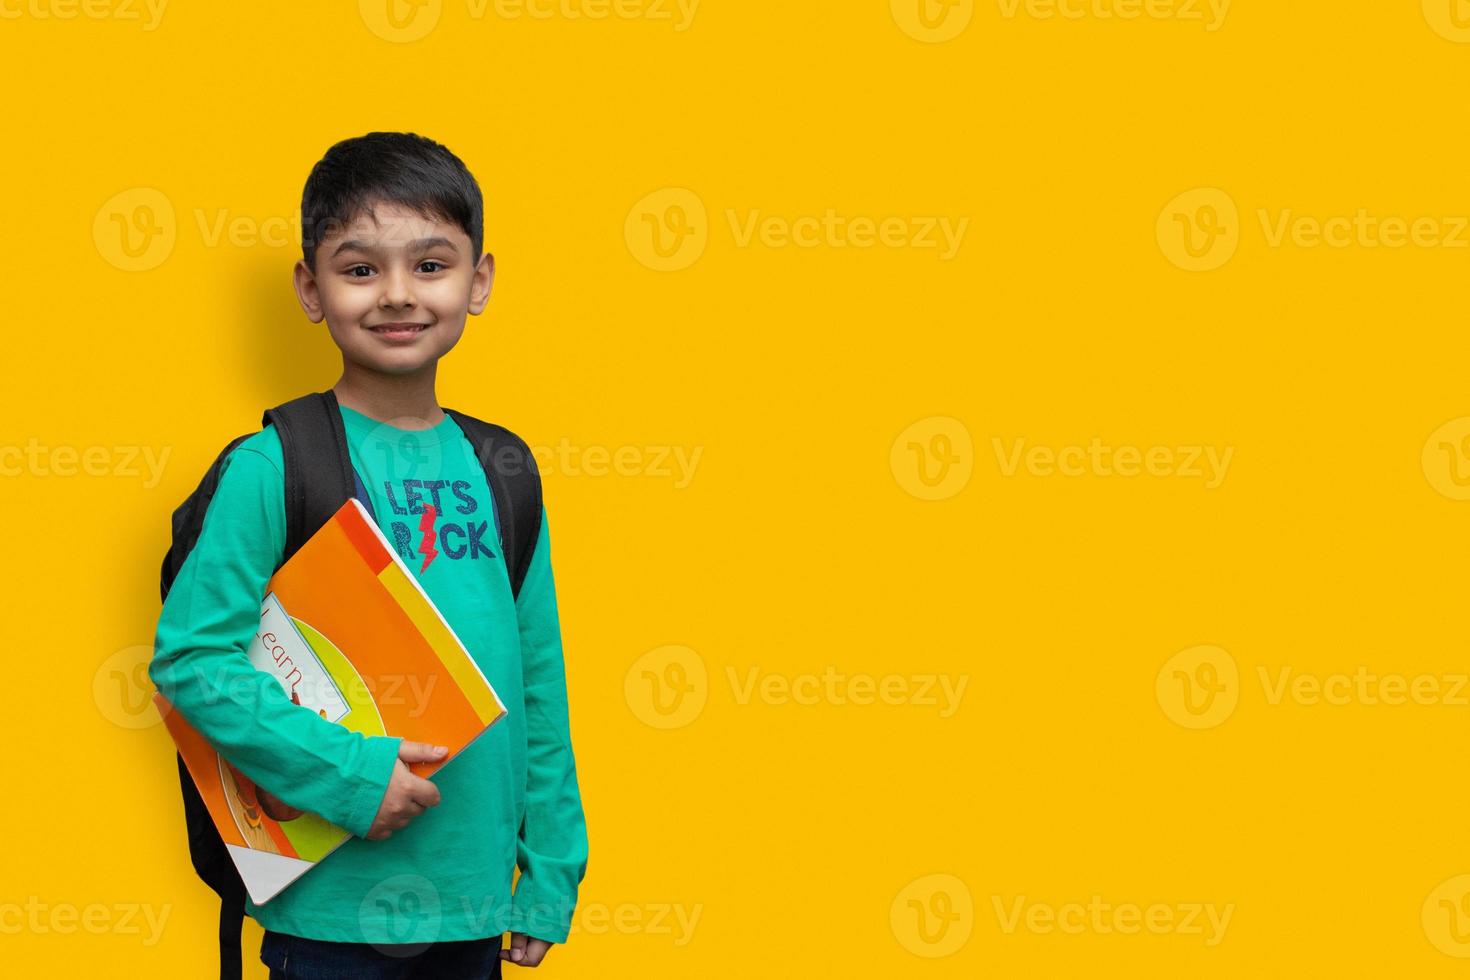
[158,390,542,980]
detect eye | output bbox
[419,260,445,274]
[346,264,374,278]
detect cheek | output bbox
[419,276,474,314]
[319,282,377,320]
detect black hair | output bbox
[299,131,484,271]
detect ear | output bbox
[467,252,495,315]
[293,259,325,323]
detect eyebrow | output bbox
[330,236,460,258]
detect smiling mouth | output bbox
[366,322,433,338]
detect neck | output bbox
[332,361,445,429]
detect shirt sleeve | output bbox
[508,507,590,943]
[149,443,401,839]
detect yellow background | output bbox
[5,0,1470,975]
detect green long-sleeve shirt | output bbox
[150,403,588,944]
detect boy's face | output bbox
[293,200,493,377]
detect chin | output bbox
[351,349,442,375]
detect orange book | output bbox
[156,498,506,905]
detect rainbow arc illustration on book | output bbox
[156,498,506,905]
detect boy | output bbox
[150,132,588,978]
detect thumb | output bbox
[397,740,449,765]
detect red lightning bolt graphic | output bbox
[418,503,439,573]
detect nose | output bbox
[378,263,416,310]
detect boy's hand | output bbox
[257,788,304,822]
[500,933,554,967]
[366,741,447,840]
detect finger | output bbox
[521,939,550,966]
[407,777,442,808]
[390,797,430,827]
[259,791,303,822]
[258,790,282,815]
[509,931,528,963]
[397,740,449,765]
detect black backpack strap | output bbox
[160,433,253,600]
[264,390,357,560]
[217,891,245,980]
[175,752,245,980]
[443,409,544,597]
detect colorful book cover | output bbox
[156,497,506,905]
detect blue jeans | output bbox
[261,929,503,979]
